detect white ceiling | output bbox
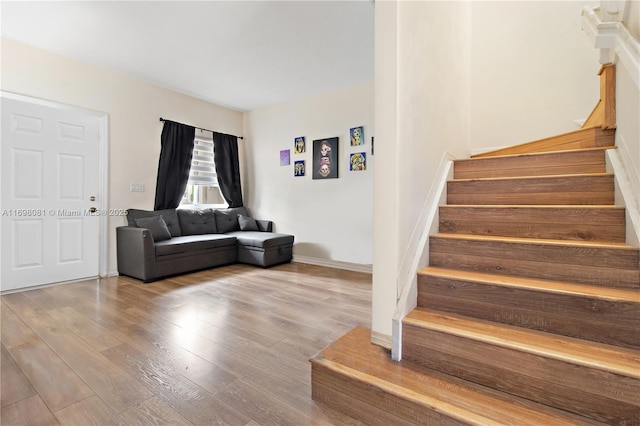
[1,1,375,111]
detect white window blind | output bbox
[181,129,226,206]
[188,133,217,186]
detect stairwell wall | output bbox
[374,0,617,347]
[613,0,640,240]
[470,1,600,154]
[373,0,471,344]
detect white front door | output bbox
[1,93,104,292]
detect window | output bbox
[180,129,227,207]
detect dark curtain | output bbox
[154,121,196,210]
[213,132,244,207]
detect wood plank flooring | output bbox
[1,262,372,425]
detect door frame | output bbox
[0,91,109,280]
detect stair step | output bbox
[402,309,640,424]
[471,127,615,158]
[439,205,626,242]
[417,267,640,348]
[455,148,608,179]
[311,326,606,426]
[447,173,614,205]
[429,233,640,288]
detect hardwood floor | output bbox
[1,262,372,425]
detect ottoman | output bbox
[227,231,294,267]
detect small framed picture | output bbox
[350,152,366,171]
[294,160,305,176]
[350,126,364,146]
[280,149,290,166]
[294,136,306,154]
[312,137,339,179]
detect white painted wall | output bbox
[470,1,601,153]
[243,82,374,267]
[625,0,640,38]
[612,1,640,244]
[0,38,243,276]
[616,59,640,213]
[372,0,471,342]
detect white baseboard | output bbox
[371,330,392,350]
[392,152,454,360]
[105,268,120,277]
[606,148,640,247]
[293,255,372,274]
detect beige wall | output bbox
[625,0,640,39]
[470,1,600,153]
[616,1,640,206]
[373,0,472,340]
[615,45,640,219]
[243,81,374,267]
[0,38,243,275]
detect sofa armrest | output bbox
[256,220,273,232]
[116,226,158,281]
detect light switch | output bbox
[130,183,145,192]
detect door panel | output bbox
[1,94,103,292]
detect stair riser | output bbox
[447,175,614,205]
[402,325,640,424]
[417,275,640,348]
[311,364,456,426]
[429,237,640,288]
[439,207,626,242]
[455,150,606,180]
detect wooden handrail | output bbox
[582,64,616,129]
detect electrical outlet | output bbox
[130,183,145,192]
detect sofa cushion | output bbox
[215,210,241,233]
[127,208,181,237]
[238,214,259,231]
[134,215,172,242]
[154,234,237,256]
[177,208,218,235]
[226,231,294,249]
[222,206,249,217]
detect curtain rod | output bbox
[159,117,243,140]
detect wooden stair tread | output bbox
[451,172,611,183]
[311,326,605,425]
[460,146,612,163]
[404,309,640,378]
[433,232,635,249]
[418,266,640,302]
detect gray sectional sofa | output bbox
[116,206,294,282]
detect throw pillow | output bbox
[238,214,259,231]
[215,210,241,233]
[134,215,172,242]
[127,208,181,237]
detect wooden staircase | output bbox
[310,126,640,425]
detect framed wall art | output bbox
[350,152,366,171]
[294,136,305,154]
[280,149,290,166]
[294,160,305,176]
[350,126,364,146]
[312,137,339,179]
